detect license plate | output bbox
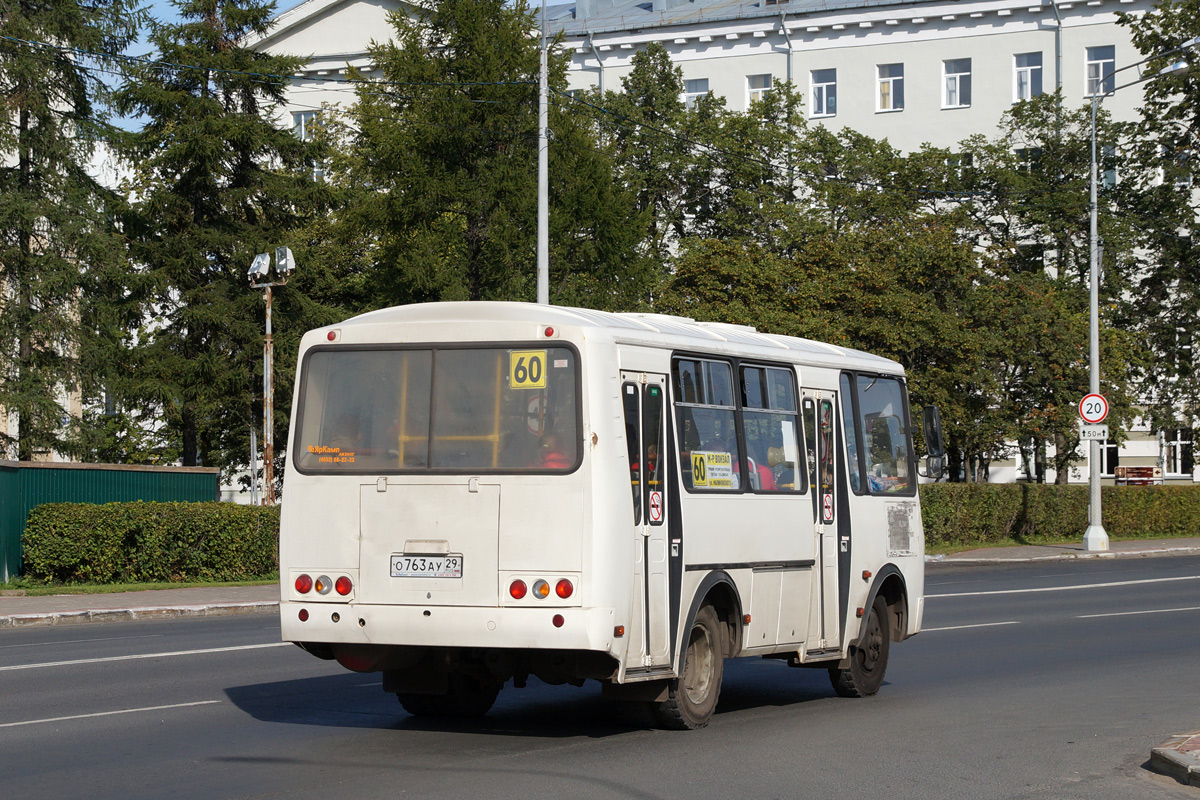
[390,554,463,578]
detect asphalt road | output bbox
[2,556,1199,800]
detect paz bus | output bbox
[280,302,944,729]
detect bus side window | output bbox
[803,398,818,519]
[622,383,641,524]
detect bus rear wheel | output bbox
[397,673,501,718]
[655,605,724,729]
[829,596,890,698]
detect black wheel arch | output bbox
[680,570,744,666]
[855,564,910,646]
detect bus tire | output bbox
[654,604,724,729]
[829,596,890,698]
[397,673,501,718]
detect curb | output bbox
[927,545,1200,566]
[1151,731,1200,787]
[0,601,278,629]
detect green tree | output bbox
[113,0,325,469]
[1118,2,1200,437]
[344,0,650,308]
[0,0,141,459]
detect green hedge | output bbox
[920,483,1200,548]
[22,501,279,584]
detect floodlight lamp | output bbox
[1160,60,1189,77]
[275,246,295,274]
[248,252,271,280]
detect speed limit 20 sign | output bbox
[1078,393,1109,424]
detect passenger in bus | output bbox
[330,412,361,453]
[745,442,778,491]
[537,432,572,469]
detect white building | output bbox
[251,0,1194,484]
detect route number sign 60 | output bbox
[1078,393,1109,425]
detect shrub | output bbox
[22,501,279,584]
[920,483,1200,548]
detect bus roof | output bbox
[329,302,905,374]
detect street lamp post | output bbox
[248,247,296,506]
[1085,42,1196,550]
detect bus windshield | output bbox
[293,346,579,473]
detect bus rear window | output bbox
[294,346,579,473]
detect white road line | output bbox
[1078,605,1200,619]
[0,701,221,729]
[0,641,291,672]
[927,574,1200,599]
[0,634,164,650]
[923,621,1021,632]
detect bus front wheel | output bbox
[655,604,724,729]
[829,596,890,698]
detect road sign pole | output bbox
[1080,393,1109,551]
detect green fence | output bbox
[0,461,220,582]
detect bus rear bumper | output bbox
[280,601,617,653]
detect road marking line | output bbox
[1078,605,1200,619]
[923,621,1021,632]
[928,574,1200,599]
[0,700,221,729]
[0,641,291,672]
[0,634,164,650]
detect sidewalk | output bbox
[0,583,278,628]
[928,536,1200,565]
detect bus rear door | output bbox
[802,389,841,652]
[621,372,671,669]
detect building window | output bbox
[1099,144,1119,188]
[1164,429,1194,475]
[877,63,904,112]
[292,110,318,141]
[747,74,773,106]
[1100,439,1120,477]
[1015,147,1043,174]
[1087,45,1116,96]
[810,68,837,116]
[1014,52,1043,101]
[943,59,971,108]
[683,78,710,109]
[947,151,974,179]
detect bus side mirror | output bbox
[922,406,944,457]
[922,405,945,480]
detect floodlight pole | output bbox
[1084,43,1194,550]
[537,0,549,305]
[250,274,290,506]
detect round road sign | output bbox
[1079,393,1109,424]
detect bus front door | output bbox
[621,372,671,669]
[803,390,841,652]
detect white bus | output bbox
[280,302,944,729]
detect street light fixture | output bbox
[248,247,295,506]
[1085,43,1195,551]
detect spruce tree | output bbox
[114,0,323,468]
[0,0,141,460]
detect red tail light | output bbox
[509,579,527,599]
[295,574,313,594]
[335,576,353,596]
[555,579,573,599]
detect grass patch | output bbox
[0,575,277,596]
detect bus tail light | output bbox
[509,579,528,599]
[315,575,333,595]
[295,574,313,594]
[335,576,353,596]
[555,579,573,599]
[533,580,551,599]
[552,614,564,628]
[298,608,309,622]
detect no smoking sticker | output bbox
[648,491,663,523]
[822,494,834,522]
